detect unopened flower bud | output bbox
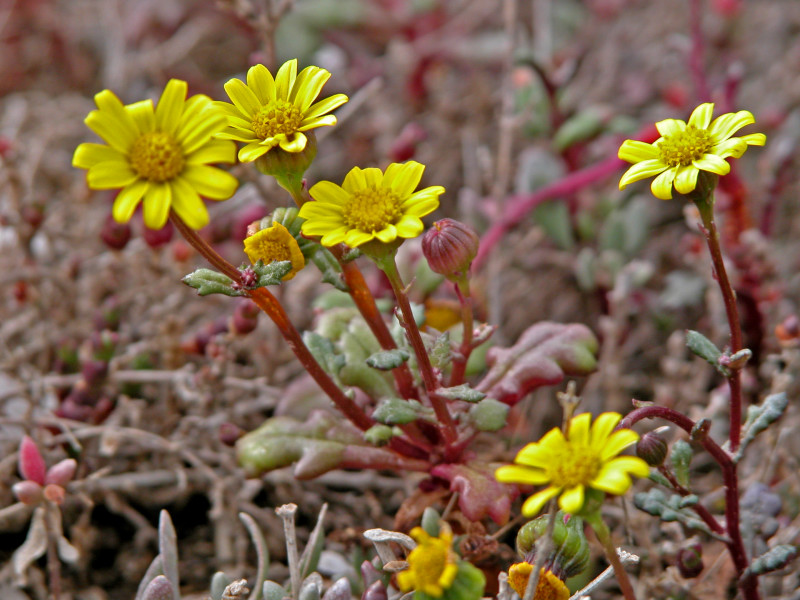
[13,481,43,505]
[677,542,704,578]
[19,436,46,485]
[775,315,800,347]
[636,431,668,466]
[516,511,590,580]
[100,214,131,250]
[45,459,77,487]
[219,422,244,446]
[143,220,174,248]
[232,301,259,335]
[421,219,479,281]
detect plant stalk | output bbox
[585,513,637,600]
[449,279,475,387]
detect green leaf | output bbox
[633,489,716,537]
[468,399,509,432]
[533,201,574,250]
[364,425,394,446]
[737,393,788,460]
[477,322,599,405]
[366,349,410,370]
[339,362,395,400]
[182,268,244,297]
[372,398,432,425]
[429,332,452,370]
[302,332,345,374]
[239,512,269,600]
[648,470,672,488]
[439,561,485,600]
[309,246,348,292]
[670,439,693,488]
[686,330,730,377]
[437,384,485,403]
[253,260,293,287]
[743,544,798,578]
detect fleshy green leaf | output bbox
[309,246,348,292]
[468,398,509,431]
[239,513,269,600]
[302,332,345,375]
[743,545,798,578]
[366,349,410,370]
[253,260,293,287]
[431,463,518,525]
[686,330,730,377]
[372,398,433,425]
[182,268,245,297]
[437,384,485,403]
[534,201,574,250]
[737,393,788,460]
[670,439,693,488]
[429,332,452,370]
[476,322,598,405]
[633,489,716,537]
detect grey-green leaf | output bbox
[437,384,486,403]
[670,439,693,488]
[468,398,509,431]
[253,260,293,287]
[633,489,716,537]
[366,349,410,370]
[743,544,798,578]
[686,330,730,377]
[182,269,244,297]
[372,398,431,425]
[737,393,788,460]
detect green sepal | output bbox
[421,507,441,537]
[372,398,433,425]
[182,268,245,297]
[366,349,410,370]
[742,544,798,578]
[669,439,693,488]
[686,330,731,377]
[736,393,788,461]
[437,384,486,403]
[467,398,509,432]
[633,489,716,537]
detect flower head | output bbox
[618,103,766,200]
[73,80,238,230]
[216,60,348,162]
[507,564,569,600]
[298,161,443,248]
[422,218,480,281]
[243,221,305,280]
[495,412,649,516]
[397,526,459,598]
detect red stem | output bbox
[621,406,759,600]
[170,212,241,283]
[657,465,726,536]
[449,280,474,387]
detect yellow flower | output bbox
[507,563,569,600]
[216,60,348,162]
[243,221,305,280]
[397,526,459,598]
[495,412,649,516]
[618,102,766,200]
[73,80,238,230]
[298,161,443,248]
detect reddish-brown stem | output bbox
[621,405,759,600]
[44,503,62,600]
[170,212,241,283]
[695,198,744,451]
[657,465,726,537]
[449,280,474,387]
[380,257,458,444]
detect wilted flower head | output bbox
[243,221,305,280]
[73,79,239,229]
[507,563,569,600]
[618,103,765,200]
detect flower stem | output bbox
[449,279,475,387]
[694,195,744,451]
[44,504,62,600]
[621,405,760,600]
[378,256,458,444]
[169,212,241,283]
[584,513,637,600]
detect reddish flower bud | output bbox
[636,431,668,467]
[421,219,480,281]
[232,300,259,335]
[43,484,66,505]
[19,436,46,485]
[677,542,704,578]
[143,220,174,248]
[13,481,43,505]
[219,423,244,446]
[45,459,77,487]
[100,214,131,250]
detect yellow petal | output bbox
[278,131,307,153]
[298,202,342,221]
[345,229,374,247]
[155,79,187,135]
[650,167,676,200]
[384,161,424,197]
[239,142,273,162]
[494,464,550,485]
[170,176,209,229]
[558,485,585,514]
[740,132,766,146]
[216,129,260,143]
[182,165,239,200]
[112,179,148,223]
[374,225,398,243]
[567,412,592,445]
[87,161,138,189]
[186,139,237,166]
[618,159,667,190]
[85,110,137,153]
[711,138,747,160]
[275,59,298,100]
[655,118,686,138]
[521,487,560,517]
[318,227,348,246]
[126,100,155,134]
[224,78,261,119]
[94,89,140,142]
[513,442,551,468]
[708,110,755,143]
[674,164,700,194]
[290,66,325,106]
[247,63,276,104]
[693,154,730,176]
[142,183,172,229]
[180,110,229,155]
[298,114,338,131]
[688,103,714,130]
[305,94,349,120]
[342,167,367,193]
[590,412,622,450]
[361,167,384,188]
[309,181,350,205]
[395,215,424,238]
[618,140,659,163]
[600,429,640,462]
[73,143,125,169]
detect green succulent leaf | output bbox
[309,246,349,292]
[633,488,716,537]
[467,398,509,432]
[253,260,293,287]
[670,439,693,488]
[182,268,245,297]
[366,349,410,370]
[429,332,452,370]
[437,384,486,403]
[302,332,345,375]
[737,393,788,460]
[372,398,433,425]
[685,330,731,377]
[743,544,798,578]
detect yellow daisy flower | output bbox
[73,80,238,230]
[397,526,459,598]
[618,102,766,200]
[298,161,443,248]
[507,563,569,600]
[243,221,305,280]
[216,60,349,162]
[495,412,649,516]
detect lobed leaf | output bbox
[437,384,485,403]
[633,489,716,537]
[737,393,788,460]
[182,268,244,297]
[743,545,798,578]
[685,330,730,377]
[431,462,518,525]
[366,349,410,370]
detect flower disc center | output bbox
[129,132,184,182]
[548,444,601,488]
[343,187,402,232]
[251,100,304,139]
[657,125,712,167]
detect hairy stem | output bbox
[169,212,241,282]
